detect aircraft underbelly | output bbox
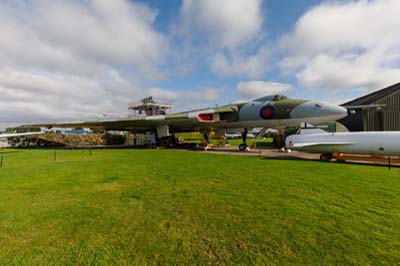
[193,120,282,130]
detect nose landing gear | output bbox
[239,128,249,151]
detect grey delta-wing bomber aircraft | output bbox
[20,94,348,150]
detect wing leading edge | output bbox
[19,105,240,133]
[0,132,43,138]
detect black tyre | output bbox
[320,153,333,161]
[239,143,247,151]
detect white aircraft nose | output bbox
[291,101,348,121]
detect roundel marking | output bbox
[260,105,275,119]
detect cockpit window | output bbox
[272,95,288,101]
[255,94,288,102]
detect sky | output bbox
[1,0,400,127]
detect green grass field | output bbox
[0,149,399,265]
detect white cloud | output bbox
[148,88,180,101]
[0,0,169,124]
[175,0,270,79]
[146,87,223,111]
[0,68,133,122]
[211,46,271,78]
[194,88,222,102]
[180,0,263,48]
[237,81,292,98]
[281,0,400,92]
[0,0,168,76]
[296,54,400,91]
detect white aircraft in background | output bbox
[286,128,400,160]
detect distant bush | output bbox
[104,133,126,145]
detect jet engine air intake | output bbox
[197,113,215,122]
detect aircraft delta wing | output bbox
[22,104,242,133]
[0,132,43,138]
[20,94,347,149]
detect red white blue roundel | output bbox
[259,105,275,119]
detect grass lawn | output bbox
[177,137,273,147]
[0,149,399,265]
[214,138,273,147]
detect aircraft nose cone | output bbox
[291,101,348,121]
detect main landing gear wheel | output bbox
[239,143,248,151]
[320,153,333,161]
[239,128,248,151]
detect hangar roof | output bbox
[342,82,400,106]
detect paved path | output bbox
[198,146,399,168]
[202,146,319,159]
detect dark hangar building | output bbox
[339,82,400,131]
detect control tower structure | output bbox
[128,97,171,117]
